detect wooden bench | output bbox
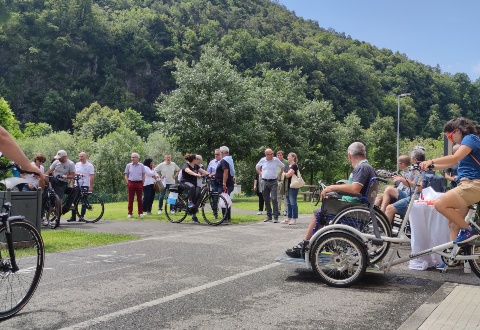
[298,184,317,201]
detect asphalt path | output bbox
[3,213,480,329]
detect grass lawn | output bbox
[41,229,139,253]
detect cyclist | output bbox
[67,151,95,222]
[180,153,209,222]
[22,153,46,191]
[420,117,480,244]
[0,126,43,178]
[45,150,76,204]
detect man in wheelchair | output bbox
[285,142,376,258]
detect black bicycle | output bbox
[42,174,62,229]
[0,164,45,320]
[61,175,104,223]
[165,178,229,225]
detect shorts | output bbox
[454,179,480,206]
[393,195,411,216]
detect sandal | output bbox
[288,219,297,225]
[280,218,291,224]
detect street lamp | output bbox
[397,93,411,172]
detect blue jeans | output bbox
[142,184,155,213]
[216,185,234,220]
[286,188,299,219]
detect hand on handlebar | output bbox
[419,161,435,171]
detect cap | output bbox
[54,150,67,159]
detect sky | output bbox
[278,0,480,81]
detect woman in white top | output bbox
[22,153,46,191]
[142,158,159,215]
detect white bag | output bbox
[290,168,305,189]
[219,192,233,208]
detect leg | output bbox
[135,182,143,215]
[127,182,134,215]
[142,185,150,213]
[277,181,283,212]
[290,188,299,221]
[158,183,169,211]
[380,186,399,212]
[262,183,272,220]
[385,204,398,223]
[270,181,279,221]
[257,192,264,212]
[434,189,469,240]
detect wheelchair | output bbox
[305,176,392,265]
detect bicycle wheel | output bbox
[0,219,44,320]
[467,243,480,278]
[76,193,104,223]
[201,193,227,225]
[332,206,392,264]
[311,231,367,288]
[46,194,61,229]
[165,193,188,223]
[310,188,321,206]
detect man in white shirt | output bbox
[256,148,285,223]
[68,152,95,222]
[155,154,180,214]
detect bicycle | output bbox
[0,164,45,320]
[296,165,480,288]
[165,177,229,225]
[42,174,62,229]
[61,175,104,223]
[310,180,327,206]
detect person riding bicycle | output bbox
[45,150,76,205]
[180,153,209,223]
[285,142,376,258]
[420,117,480,244]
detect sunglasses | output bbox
[446,130,456,142]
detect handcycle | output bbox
[300,166,480,287]
[60,175,104,223]
[165,177,230,225]
[0,164,45,319]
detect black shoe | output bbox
[78,217,86,222]
[285,241,308,259]
[67,218,76,222]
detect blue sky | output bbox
[278,0,480,82]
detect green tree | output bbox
[364,116,396,170]
[0,97,21,138]
[73,102,124,141]
[23,122,53,138]
[157,46,262,159]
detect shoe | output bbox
[273,219,279,223]
[188,202,195,208]
[67,218,76,222]
[285,241,307,259]
[256,211,263,215]
[454,226,477,244]
[435,262,446,270]
[69,204,75,210]
[78,217,86,222]
[42,220,49,226]
[170,210,175,214]
[158,209,162,214]
[127,214,132,218]
[280,219,290,224]
[282,211,287,216]
[263,218,272,222]
[191,216,200,223]
[146,212,152,215]
[139,214,145,218]
[288,219,297,225]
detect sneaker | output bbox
[280,219,290,224]
[454,226,477,244]
[282,211,287,216]
[188,202,195,208]
[263,218,272,222]
[42,220,49,226]
[191,216,200,223]
[435,262,446,270]
[139,213,145,218]
[127,214,132,218]
[273,219,279,223]
[78,217,86,222]
[170,210,175,214]
[67,218,76,222]
[288,219,297,225]
[158,209,162,214]
[256,211,263,215]
[285,241,306,258]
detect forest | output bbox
[0,0,478,197]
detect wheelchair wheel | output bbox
[332,206,391,264]
[311,231,367,288]
[165,193,188,223]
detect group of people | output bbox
[255,149,301,225]
[124,146,235,223]
[285,117,480,260]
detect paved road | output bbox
[3,215,480,329]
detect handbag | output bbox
[154,180,165,193]
[290,168,305,189]
[219,192,233,208]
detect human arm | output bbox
[320,183,362,199]
[89,174,94,192]
[420,145,471,170]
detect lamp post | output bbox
[397,93,411,172]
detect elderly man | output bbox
[125,152,146,218]
[285,142,376,258]
[276,150,289,216]
[67,152,95,222]
[256,148,285,223]
[155,153,180,214]
[45,149,76,200]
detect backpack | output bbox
[422,170,446,192]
